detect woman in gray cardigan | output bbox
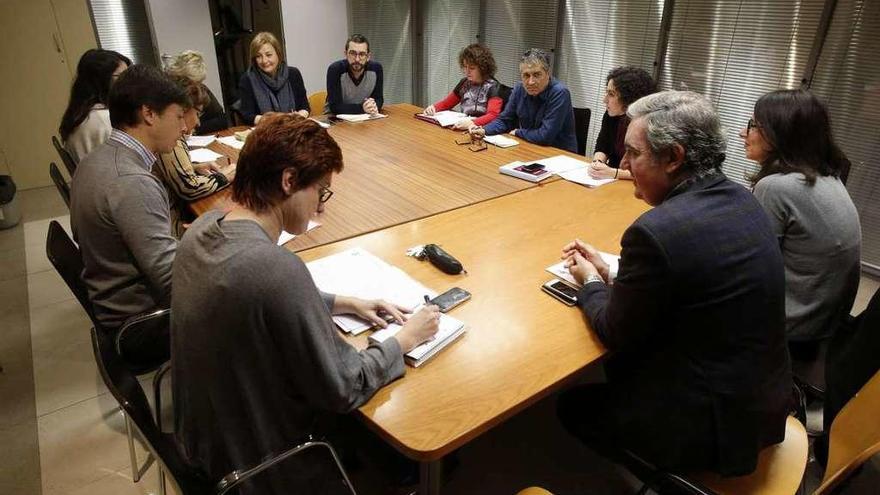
[742,89,861,355]
[171,113,439,493]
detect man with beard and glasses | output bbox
[325,34,383,116]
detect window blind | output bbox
[658,0,825,185]
[810,0,880,272]
[88,0,157,65]
[422,0,481,107]
[556,0,663,158]
[480,0,558,90]
[349,0,413,104]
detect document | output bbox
[277,220,320,246]
[335,113,387,122]
[216,135,245,150]
[557,168,616,188]
[484,134,519,148]
[546,251,620,289]
[415,110,468,127]
[185,135,216,148]
[306,247,437,335]
[189,148,225,163]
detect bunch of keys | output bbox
[407,244,467,275]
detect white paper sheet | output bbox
[335,113,387,122]
[557,168,616,188]
[483,134,519,148]
[216,135,245,150]
[188,148,224,163]
[276,220,320,246]
[185,135,216,148]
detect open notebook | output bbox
[414,110,467,127]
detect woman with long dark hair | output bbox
[59,49,131,162]
[743,89,861,350]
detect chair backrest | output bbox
[814,369,880,494]
[51,135,78,177]
[90,327,212,495]
[573,107,591,156]
[309,90,327,116]
[229,100,244,126]
[498,83,513,112]
[49,162,70,208]
[46,221,95,323]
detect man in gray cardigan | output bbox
[70,64,189,365]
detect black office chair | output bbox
[498,83,513,112]
[46,220,168,481]
[91,326,358,495]
[229,99,244,126]
[51,135,78,178]
[574,107,592,157]
[49,162,70,208]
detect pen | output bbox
[424,295,431,305]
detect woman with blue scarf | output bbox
[238,32,310,125]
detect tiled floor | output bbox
[1,185,879,495]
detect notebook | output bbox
[483,134,519,148]
[414,110,468,127]
[306,247,439,335]
[336,113,387,122]
[546,251,620,289]
[369,311,466,367]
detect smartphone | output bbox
[521,162,546,173]
[429,287,472,313]
[541,279,578,306]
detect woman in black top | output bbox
[238,32,310,125]
[589,67,656,180]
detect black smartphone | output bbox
[429,287,472,313]
[541,279,578,306]
[521,162,546,173]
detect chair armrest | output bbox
[214,436,355,495]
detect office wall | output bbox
[144,0,223,102]
[280,0,349,98]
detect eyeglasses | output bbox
[318,184,334,203]
[746,117,761,134]
[347,50,369,59]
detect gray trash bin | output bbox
[0,175,22,230]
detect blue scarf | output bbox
[246,64,296,114]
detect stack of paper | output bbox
[415,110,468,127]
[498,154,616,188]
[483,134,519,148]
[185,135,216,148]
[276,220,320,246]
[306,247,437,335]
[189,148,225,163]
[369,312,466,367]
[546,251,620,289]
[217,135,245,150]
[335,113,387,122]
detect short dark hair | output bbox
[459,43,496,79]
[232,114,344,212]
[607,66,656,107]
[749,89,850,187]
[345,34,370,52]
[59,49,131,140]
[109,64,189,129]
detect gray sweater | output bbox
[754,173,861,341]
[172,210,404,491]
[70,139,176,329]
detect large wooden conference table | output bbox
[299,179,648,494]
[191,104,649,494]
[191,103,582,251]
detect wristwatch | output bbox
[584,274,605,285]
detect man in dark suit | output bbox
[557,90,792,477]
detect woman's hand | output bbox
[334,296,408,328]
[424,104,436,116]
[193,162,221,176]
[562,239,610,282]
[395,305,441,353]
[588,160,617,179]
[452,117,474,130]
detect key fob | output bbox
[424,244,464,275]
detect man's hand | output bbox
[363,98,379,115]
[562,239,611,282]
[565,251,601,286]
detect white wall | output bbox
[280,0,349,96]
[144,0,223,103]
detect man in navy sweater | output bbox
[471,48,576,153]
[325,34,383,115]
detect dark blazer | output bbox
[577,170,791,476]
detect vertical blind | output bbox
[658,0,825,185]
[556,0,663,157]
[480,0,558,90]
[422,0,481,107]
[810,0,880,272]
[349,0,413,104]
[88,0,157,65]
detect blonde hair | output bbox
[167,50,207,83]
[249,32,284,65]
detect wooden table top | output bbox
[297,179,650,461]
[191,103,586,251]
